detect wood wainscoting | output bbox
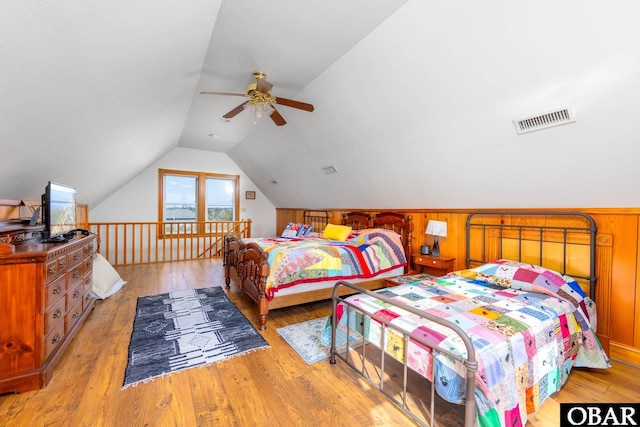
[277,207,640,367]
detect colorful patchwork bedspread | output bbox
[326,259,610,427]
[242,228,406,299]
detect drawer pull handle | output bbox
[73,290,80,298]
[73,254,81,260]
[433,261,437,264]
[72,312,79,319]
[53,285,62,294]
[53,308,62,319]
[58,260,66,269]
[48,265,56,274]
[73,271,81,278]
[52,334,62,344]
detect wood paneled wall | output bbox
[277,207,640,367]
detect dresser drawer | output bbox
[411,254,455,275]
[84,255,93,273]
[45,274,66,308]
[65,298,83,331]
[67,263,84,290]
[67,247,84,268]
[83,288,94,311]
[44,297,66,337]
[414,255,447,269]
[83,272,93,302]
[67,282,84,311]
[44,256,66,284]
[83,243,93,260]
[44,322,65,361]
[83,272,92,293]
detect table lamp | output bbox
[425,220,447,257]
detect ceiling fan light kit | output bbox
[200,71,314,126]
[243,90,276,118]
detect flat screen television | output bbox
[41,181,77,241]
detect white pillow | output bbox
[92,253,126,299]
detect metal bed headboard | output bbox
[465,211,597,298]
[303,210,330,233]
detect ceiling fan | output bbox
[200,71,314,126]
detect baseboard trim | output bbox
[609,341,640,367]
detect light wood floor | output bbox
[1,259,638,426]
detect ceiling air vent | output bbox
[513,108,576,135]
[321,165,338,175]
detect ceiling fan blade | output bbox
[269,107,287,126]
[223,102,249,119]
[274,97,314,112]
[256,78,273,94]
[200,91,247,97]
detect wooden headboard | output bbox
[341,212,373,230]
[342,211,413,273]
[465,211,597,298]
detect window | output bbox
[158,169,239,235]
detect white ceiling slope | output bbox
[1,0,221,204]
[229,0,640,208]
[3,1,640,211]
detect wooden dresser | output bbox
[0,233,96,393]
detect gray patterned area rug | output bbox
[276,316,363,365]
[123,286,268,388]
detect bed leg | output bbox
[258,314,267,331]
[225,276,230,288]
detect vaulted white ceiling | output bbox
[3,1,640,209]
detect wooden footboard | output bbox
[224,236,276,329]
[223,235,242,286]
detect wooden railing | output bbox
[88,220,252,266]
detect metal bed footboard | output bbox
[330,280,478,427]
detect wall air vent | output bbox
[321,165,338,175]
[513,108,576,135]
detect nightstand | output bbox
[384,273,439,287]
[412,254,455,276]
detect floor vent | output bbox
[513,108,576,134]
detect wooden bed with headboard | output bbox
[224,211,413,330]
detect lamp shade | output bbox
[425,220,447,237]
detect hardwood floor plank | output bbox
[1,259,638,427]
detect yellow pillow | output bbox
[322,224,352,241]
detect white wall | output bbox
[89,147,276,237]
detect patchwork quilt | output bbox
[326,260,610,427]
[242,228,406,299]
